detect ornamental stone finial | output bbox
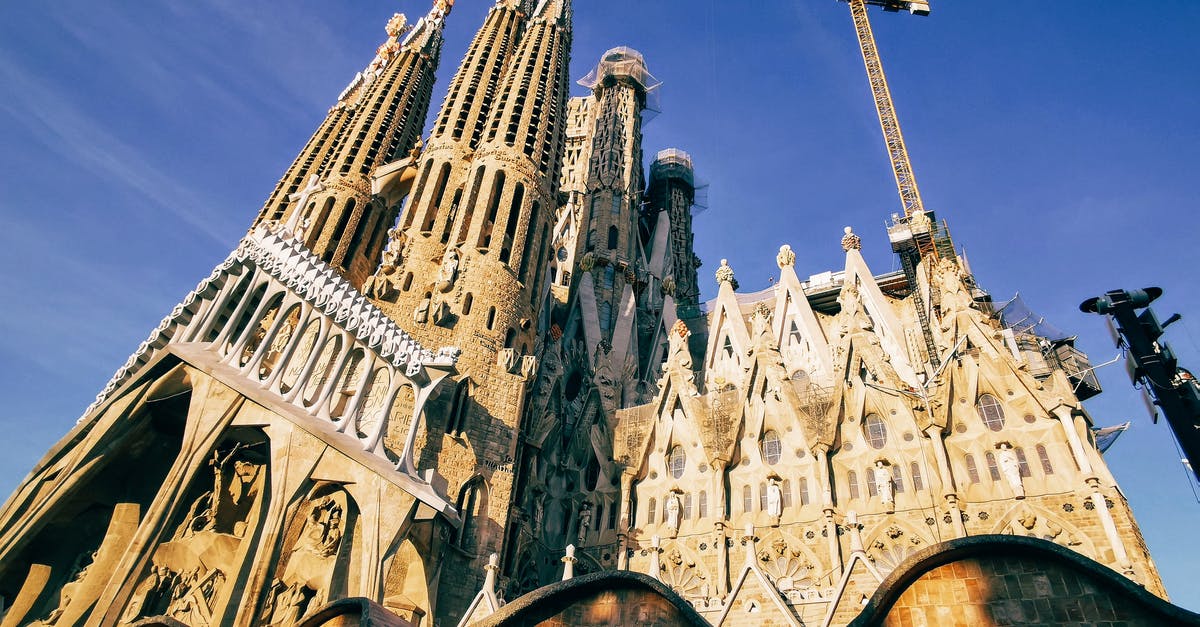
[385,13,410,37]
[715,258,735,285]
[841,226,862,252]
[776,244,795,269]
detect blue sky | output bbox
[1,0,1197,609]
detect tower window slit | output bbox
[421,162,452,233]
[498,184,525,265]
[477,171,506,251]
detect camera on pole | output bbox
[1081,288,1200,482]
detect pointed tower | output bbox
[369,1,574,621]
[499,46,656,591]
[641,147,706,378]
[252,2,451,286]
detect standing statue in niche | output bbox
[414,292,431,323]
[577,504,593,544]
[665,492,682,537]
[435,248,459,292]
[532,493,545,534]
[873,460,894,510]
[766,475,783,524]
[996,442,1025,499]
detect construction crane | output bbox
[836,0,943,366]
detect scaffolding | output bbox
[577,46,662,117]
[996,294,1103,400]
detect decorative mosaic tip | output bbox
[715,258,735,285]
[671,319,690,339]
[841,226,862,252]
[776,244,795,269]
[385,13,410,37]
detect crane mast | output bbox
[839,0,944,366]
[847,0,928,219]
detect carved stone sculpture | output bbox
[665,492,682,537]
[435,248,459,293]
[766,478,783,523]
[577,504,592,543]
[997,443,1025,499]
[873,460,894,508]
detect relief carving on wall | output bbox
[260,488,354,627]
[122,441,266,627]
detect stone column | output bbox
[1053,405,1096,480]
[648,535,662,581]
[617,471,634,570]
[923,426,956,495]
[711,460,727,519]
[825,509,842,580]
[1088,479,1133,576]
[561,545,577,581]
[714,522,729,596]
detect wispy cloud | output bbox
[0,56,239,244]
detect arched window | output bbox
[761,430,782,465]
[742,485,753,512]
[498,183,525,264]
[1037,444,1054,475]
[698,491,708,518]
[759,483,769,510]
[599,302,612,332]
[668,445,686,479]
[608,501,619,530]
[985,451,1001,481]
[965,454,980,484]
[683,493,693,519]
[647,498,656,526]
[611,195,621,215]
[519,202,542,283]
[607,226,619,250]
[976,393,1006,431]
[781,479,793,508]
[892,464,905,493]
[447,378,471,436]
[402,272,414,291]
[585,456,600,490]
[486,307,497,331]
[863,414,888,449]
[422,162,451,233]
[798,477,810,505]
[462,293,473,316]
[848,470,860,499]
[477,170,506,251]
[603,266,615,289]
[1014,447,1032,477]
[456,479,486,552]
[911,462,925,491]
[504,328,516,349]
[866,468,878,497]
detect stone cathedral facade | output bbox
[1,2,1195,627]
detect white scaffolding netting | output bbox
[578,46,662,117]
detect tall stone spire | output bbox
[386,0,528,279]
[367,1,573,618]
[379,0,572,365]
[252,1,450,286]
